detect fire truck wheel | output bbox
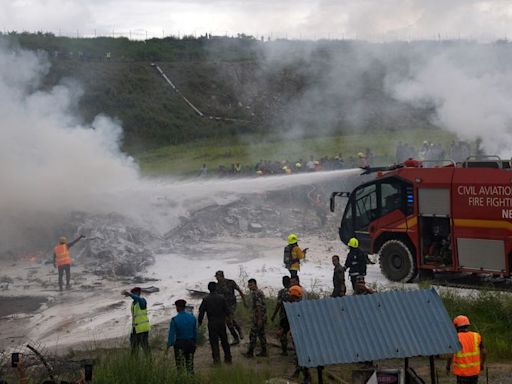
[379,239,416,282]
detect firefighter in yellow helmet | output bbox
[283,234,308,278]
[53,234,84,291]
[344,237,368,293]
[447,315,486,383]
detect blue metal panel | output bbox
[284,288,460,368]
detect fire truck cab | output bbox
[331,157,512,282]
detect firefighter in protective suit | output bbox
[447,315,486,384]
[284,234,308,278]
[344,237,368,292]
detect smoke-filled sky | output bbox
[1,0,512,41]
[0,43,139,215]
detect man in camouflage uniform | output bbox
[271,276,291,355]
[243,278,267,358]
[215,270,246,345]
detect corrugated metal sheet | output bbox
[284,288,459,368]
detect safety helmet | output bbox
[58,236,67,244]
[288,285,303,298]
[348,237,359,248]
[288,233,298,244]
[357,152,365,158]
[453,315,470,328]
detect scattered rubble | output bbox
[67,213,161,277]
[164,183,341,253]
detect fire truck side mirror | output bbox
[330,192,350,212]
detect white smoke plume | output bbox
[0,42,140,252]
[0,43,139,213]
[388,44,512,156]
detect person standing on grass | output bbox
[215,270,246,345]
[447,315,486,384]
[198,282,232,365]
[122,287,150,354]
[168,299,197,374]
[243,278,267,358]
[270,275,291,356]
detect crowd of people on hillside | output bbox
[199,150,374,178]
[396,140,475,164]
[199,138,481,178]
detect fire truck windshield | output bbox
[355,184,377,229]
[339,177,412,249]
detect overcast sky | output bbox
[1,0,512,40]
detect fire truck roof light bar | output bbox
[421,159,457,167]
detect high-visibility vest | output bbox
[131,302,150,334]
[452,331,481,377]
[54,244,71,267]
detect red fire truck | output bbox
[331,157,512,282]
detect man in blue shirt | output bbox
[122,287,150,354]
[167,299,197,374]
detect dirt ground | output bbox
[0,296,47,317]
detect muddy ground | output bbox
[0,296,47,318]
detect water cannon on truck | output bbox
[330,156,512,283]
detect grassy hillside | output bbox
[3,32,450,156]
[137,128,456,175]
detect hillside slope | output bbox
[4,33,451,152]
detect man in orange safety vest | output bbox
[446,315,487,384]
[53,235,84,291]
